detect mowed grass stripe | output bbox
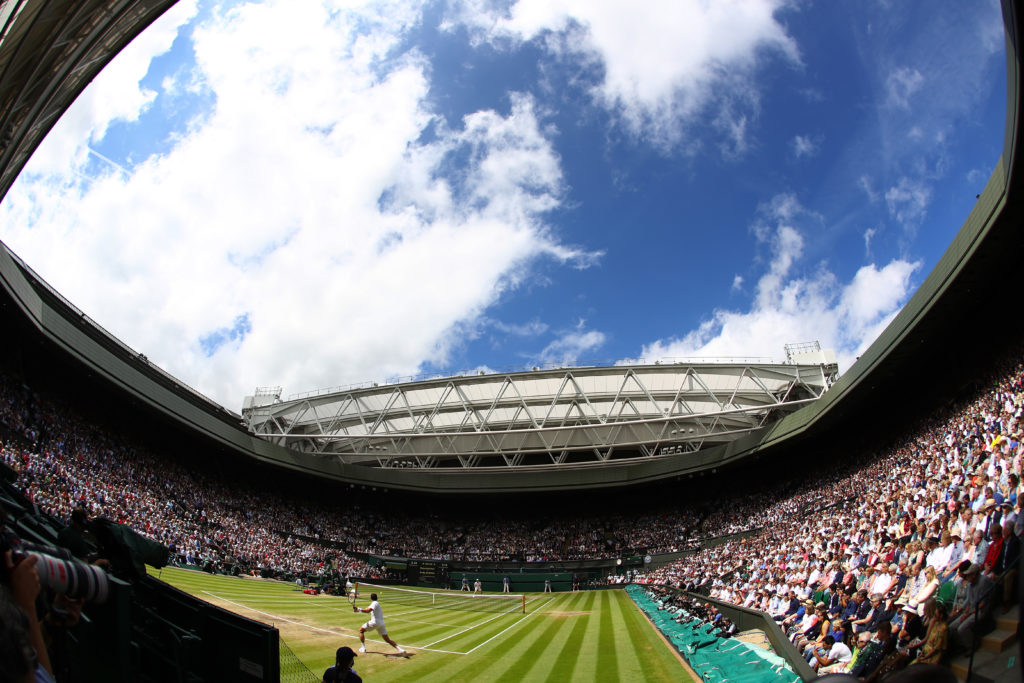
[390,606,504,635]
[407,596,561,682]
[491,603,573,683]
[542,589,598,683]
[196,582,498,651]
[560,590,604,682]
[428,607,538,652]
[596,590,618,678]
[385,602,544,679]
[401,611,522,650]
[620,592,699,683]
[151,569,691,682]
[609,589,662,682]
[618,595,671,682]
[423,593,569,683]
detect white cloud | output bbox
[639,193,920,372]
[538,327,606,365]
[792,133,819,158]
[884,177,931,229]
[863,227,877,255]
[886,66,924,109]
[966,168,988,187]
[448,0,799,150]
[490,318,549,336]
[0,0,599,408]
[858,175,878,203]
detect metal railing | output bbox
[964,548,1021,681]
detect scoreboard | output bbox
[407,560,449,586]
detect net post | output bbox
[521,594,525,613]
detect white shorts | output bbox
[362,620,387,636]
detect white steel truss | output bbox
[242,361,837,469]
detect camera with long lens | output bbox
[1,531,109,604]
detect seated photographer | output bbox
[2,551,54,682]
[55,509,104,567]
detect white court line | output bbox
[193,591,468,628]
[349,601,466,628]
[421,609,521,649]
[466,598,555,654]
[202,591,468,656]
[387,605,451,619]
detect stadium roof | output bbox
[0,0,1023,492]
[242,359,837,469]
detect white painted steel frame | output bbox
[243,362,837,468]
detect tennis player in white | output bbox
[355,592,405,654]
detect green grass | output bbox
[151,567,695,682]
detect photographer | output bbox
[2,550,54,682]
[56,510,100,564]
[1,501,117,683]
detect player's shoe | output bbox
[359,647,366,653]
[397,647,405,654]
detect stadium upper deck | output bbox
[242,355,837,468]
[0,1,1023,492]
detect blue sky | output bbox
[0,0,1006,409]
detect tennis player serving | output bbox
[354,592,405,654]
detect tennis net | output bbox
[354,582,526,614]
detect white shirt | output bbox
[368,600,384,625]
[828,641,853,664]
[930,544,953,571]
[870,572,892,595]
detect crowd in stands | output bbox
[645,585,739,638]
[634,352,1024,677]
[0,377,381,581]
[0,373,729,567]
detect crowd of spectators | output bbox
[644,584,738,638]
[633,352,1024,676]
[0,377,381,581]
[0,372,732,566]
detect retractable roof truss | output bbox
[243,362,836,468]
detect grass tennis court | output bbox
[151,567,695,682]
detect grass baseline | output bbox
[151,567,695,682]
